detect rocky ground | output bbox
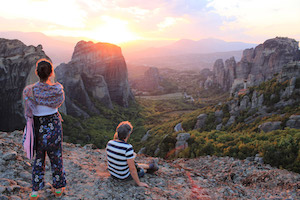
[0,131,299,200]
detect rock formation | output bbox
[175,133,190,155]
[258,121,282,132]
[131,67,162,92]
[0,38,50,131]
[200,37,300,93]
[55,41,134,117]
[1,131,299,199]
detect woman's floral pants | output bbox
[32,113,66,191]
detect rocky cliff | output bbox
[0,38,50,131]
[200,37,300,93]
[1,131,299,199]
[55,41,134,117]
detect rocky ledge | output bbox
[0,131,299,199]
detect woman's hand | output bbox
[137,182,149,187]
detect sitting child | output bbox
[106,121,159,187]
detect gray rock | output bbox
[258,94,264,107]
[215,110,223,124]
[175,133,190,155]
[141,130,152,142]
[137,147,146,155]
[2,151,17,161]
[226,116,236,127]
[174,123,184,132]
[0,186,5,194]
[19,171,31,181]
[258,121,282,132]
[216,123,222,130]
[286,115,300,129]
[194,114,207,129]
[239,95,250,111]
[0,195,9,200]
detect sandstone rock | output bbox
[55,41,134,117]
[286,115,300,129]
[0,38,50,131]
[194,114,207,129]
[258,121,282,132]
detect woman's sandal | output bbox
[47,183,65,198]
[52,187,65,198]
[29,193,39,200]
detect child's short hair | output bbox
[116,121,133,140]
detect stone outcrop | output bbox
[194,114,207,129]
[258,121,282,132]
[286,115,300,129]
[212,57,237,91]
[55,41,134,117]
[0,38,50,131]
[1,131,299,199]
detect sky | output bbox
[0,0,300,44]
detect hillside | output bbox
[1,131,299,199]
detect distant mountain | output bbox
[0,31,78,66]
[126,38,256,61]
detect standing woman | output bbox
[23,59,67,199]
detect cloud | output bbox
[208,0,300,41]
[0,0,299,43]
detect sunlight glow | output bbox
[88,16,140,44]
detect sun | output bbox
[88,16,140,44]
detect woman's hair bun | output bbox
[36,58,53,81]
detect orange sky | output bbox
[0,0,300,44]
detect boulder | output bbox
[226,116,236,127]
[175,133,190,155]
[286,115,300,129]
[141,130,151,142]
[174,123,184,132]
[194,114,207,129]
[215,110,223,124]
[216,123,222,130]
[258,121,282,132]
